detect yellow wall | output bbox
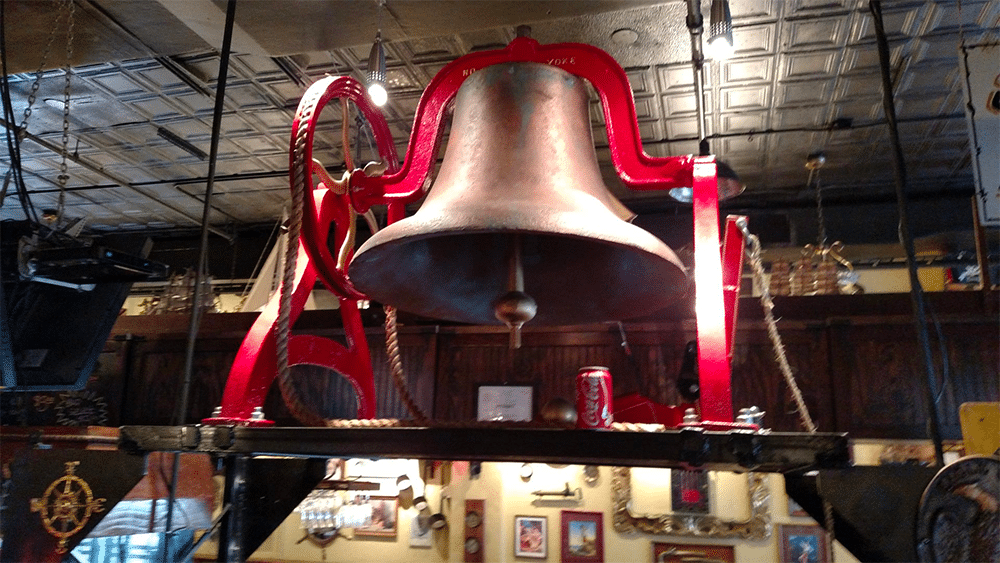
[229,461,862,563]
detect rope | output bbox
[740,221,817,433]
[274,85,326,427]
[743,218,834,555]
[383,306,429,423]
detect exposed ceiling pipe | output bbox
[685,0,710,157]
[0,116,233,241]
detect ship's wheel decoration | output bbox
[29,461,106,553]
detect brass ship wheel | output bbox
[30,461,106,553]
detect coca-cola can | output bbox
[576,366,613,429]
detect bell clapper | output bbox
[493,235,537,349]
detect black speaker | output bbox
[1,221,165,391]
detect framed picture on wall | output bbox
[561,510,603,563]
[354,496,399,538]
[652,542,734,563]
[779,524,828,563]
[514,515,547,558]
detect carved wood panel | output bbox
[829,319,1000,439]
[730,322,834,433]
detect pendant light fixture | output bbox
[367,0,388,107]
[706,0,734,60]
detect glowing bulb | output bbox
[368,82,388,107]
[707,35,734,60]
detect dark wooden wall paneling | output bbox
[5,293,994,440]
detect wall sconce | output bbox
[366,0,388,106]
[706,0,734,60]
[413,495,429,511]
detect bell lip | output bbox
[348,221,690,326]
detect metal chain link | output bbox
[811,166,827,248]
[19,0,67,136]
[56,0,76,220]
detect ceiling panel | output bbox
[1,0,996,254]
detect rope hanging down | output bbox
[740,222,817,433]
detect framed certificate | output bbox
[476,385,533,422]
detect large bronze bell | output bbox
[349,62,688,340]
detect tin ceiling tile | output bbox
[913,36,971,65]
[732,24,776,55]
[625,68,655,94]
[634,96,658,120]
[721,134,765,155]
[398,35,464,63]
[784,51,838,79]
[129,96,184,120]
[784,18,845,51]
[385,66,423,91]
[723,57,774,84]
[723,112,767,133]
[732,0,781,22]
[837,75,883,99]
[853,5,925,40]
[841,45,902,75]
[722,85,771,110]
[233,54,283,76]
[663,92,709,117]
[923,0,999,33]
[665,118,699,140]
[90,73,147,97]
[657,65,696,91]
[173,92,216,114]
[226,84,272,110]
[135,66,187,90]
[779,79,835,106]
[636,121,660,142]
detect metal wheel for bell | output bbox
[348,62,688,345]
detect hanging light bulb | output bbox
[706,0,734,60]
[367,1,388,106]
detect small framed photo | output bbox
[409,514,433,548]
[561,510,603,563]
[779,524,828,563]
[477,385,533,421]
[514,515,547,558]
[354,496,398,538]
[653,542,734,563]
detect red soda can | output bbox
[576,366,613,429]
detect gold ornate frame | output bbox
[610,467,771,540]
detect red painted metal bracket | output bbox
[692,157,730,423]
[349,36,696,212]
[207,188,376,425]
